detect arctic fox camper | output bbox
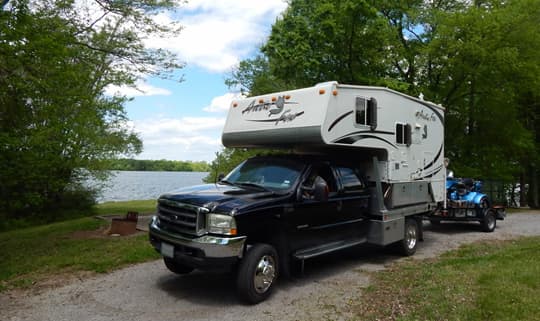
[223,81,446,205]
[149,82,445,303]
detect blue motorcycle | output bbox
[430,172,506,232]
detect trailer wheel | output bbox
[236,243,278,304]
[163,257,194,275]
[398,218,419,256]
[481,210,496,233]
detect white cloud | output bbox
[105,81,172,97]
[131,117,226,161]
[145,0,288,72]
[203,92,245,113]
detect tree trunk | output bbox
[529,166,539,208]
[520,171,528,207]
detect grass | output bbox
[352,236,540,321]
[0,200,159,292]
[506,207,539,214]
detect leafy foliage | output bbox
[106,159,210,172]
[0,0,183,221]
[223,0,540,205]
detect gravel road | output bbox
[2,212,540,321]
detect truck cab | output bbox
[149,154,382,303]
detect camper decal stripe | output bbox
[333,134,398,149]
[423,145,443,170]
[328,111,353,132]
[333,130,394,142]
[247,111,305,125]
[415,165,443,180]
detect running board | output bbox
[293,237,367,261]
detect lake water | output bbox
[94,171,209,203]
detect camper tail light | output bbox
[233,95,292,108]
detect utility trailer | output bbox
[149,81,446,303]
[428,173,506,232]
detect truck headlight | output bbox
[206,214,237,235]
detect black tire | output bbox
[163,257,194,275]
[477,197,489,216]
[236,243,279,304]
[481,210,496,233]
[398,218,419,256]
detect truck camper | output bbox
[149,81,447,303]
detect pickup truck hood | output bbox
[159,184,284,215]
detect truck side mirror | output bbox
[312,179,329,202]
[217,173,225,181]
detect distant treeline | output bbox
[106,159,211,172]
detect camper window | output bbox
[355,97,377,130]
[355,97,367,125]
[336,167,365,193]
[396,123,404,144]
[396,123,412,146]
[355,97,370,125]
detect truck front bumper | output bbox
[148,216,246,268]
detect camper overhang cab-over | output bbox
[149,81,447,303]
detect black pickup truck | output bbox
[149,154,419,303]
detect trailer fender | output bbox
[473,194,488,206]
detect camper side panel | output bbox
[322,86,445,202]
[222,85,334,147]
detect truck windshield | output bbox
[222,158,303,192]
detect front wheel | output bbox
[236,243,279,304]
[397,218,419,256]
[481,210,496,232]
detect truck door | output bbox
[332,166,371,236]
[291,164,343,249]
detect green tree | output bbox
[262,0,390,89]
[420,0,539,191]
[221,0,540,205]
[0,0,183,222]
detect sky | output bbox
[106,0,288,162]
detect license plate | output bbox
[160,242,174,258]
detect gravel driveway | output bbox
[2,212,540,321]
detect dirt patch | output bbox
[68,214,153,239]
[95,214,153,232]
[69,225,111,239]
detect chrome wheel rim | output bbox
[406,224,417,250]
[253,255,276,294]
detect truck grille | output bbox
[157,200,207,236]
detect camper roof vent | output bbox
[314,81,338,87]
